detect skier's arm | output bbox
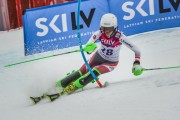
[84,30,101,54]
[121,34,141,63]
[121,34,143,76]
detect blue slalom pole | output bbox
[77,0,103,88]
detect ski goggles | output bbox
[100,26,115,32]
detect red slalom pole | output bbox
[96,80,103,88]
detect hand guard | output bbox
[132,62,143,76]
[83,43,97,54]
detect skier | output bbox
[56,13,143,94]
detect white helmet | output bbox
[100,13,117,29]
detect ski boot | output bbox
[63,68,101,94]
[56,70,82,88]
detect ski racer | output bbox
[56,13,143,94]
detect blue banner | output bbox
[109,0,180,35]
[23,0,180,55]
[23,0,109,55]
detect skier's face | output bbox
[105,29,113,37]
[101,26,114,37]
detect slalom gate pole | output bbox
[4,49,80,67]
[143,66,180,71]
[77,0,103,88]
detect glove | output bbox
[83,43,97,54]
[132,62,143,76]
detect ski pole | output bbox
[143,65,180,71]
[4,49,80,67]
[77,0,103,88]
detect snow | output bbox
[0,27,180,120]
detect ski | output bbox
[30,96,43,104]
[30,81,109,105]
[46,92,63,102]
[30,93,47,104]
[30,89,65,104]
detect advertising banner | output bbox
[23,0,109,55]
[109,0,180,35]
[24,0,180,55]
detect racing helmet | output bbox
[100,13,118,34]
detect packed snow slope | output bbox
[0,27,180,120]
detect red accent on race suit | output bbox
[99,33,121,48]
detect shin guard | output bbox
[75,68,101,88]
[57,70,82,88]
